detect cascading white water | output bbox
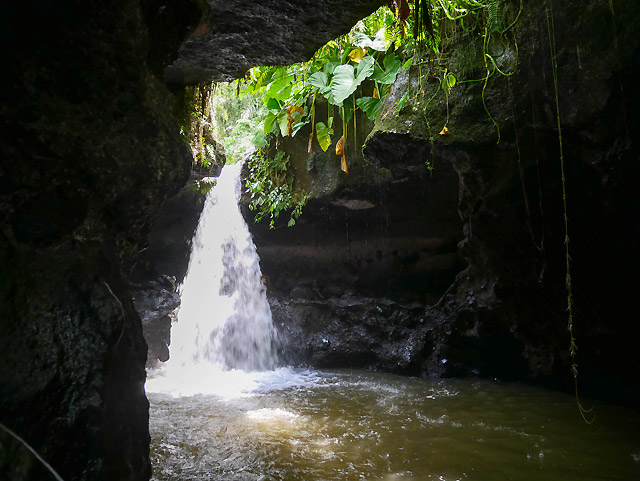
[147,160,279,397]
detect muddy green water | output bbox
[148,368,639,481]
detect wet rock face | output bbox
[360,0,640,400]
[1,0,194,478]
[130,181,212,366]
[253,165,464,301]
[272,296,437,373]
[243,130,466,372]
[244,0,640,404]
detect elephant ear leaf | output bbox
[355,56,375,85]
[307,71,328,90]
[277,109,290,137]
[352,28,387,52]
[356,96,382,122]
[329,56,375,106]
[329,64,356,106]
[307,71,332,98]
[371,52,401,85]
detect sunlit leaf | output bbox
[323,60,340,76]
[330,65,356,106]
[266,97,281,110]
[266,69,294,101]
[356,56,375,80]
[329,56,375,106]
[264,111,277,133]
[352,28,387,52]
[316,121,333,152]
[307,71,328,90]
[348,47,367,63]
[446,72,457,88]
[277,109,290,136]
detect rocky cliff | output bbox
[242,0,640,402]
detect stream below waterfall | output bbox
[145,162,640,481]
[147,368,640,481]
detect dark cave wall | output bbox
[0,1,196,479]
[0,1,388,479]
[364,0,640,396]
[242,131,465,373]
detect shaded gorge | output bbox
[145,161,640,481]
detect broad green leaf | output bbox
[402,58,413,70]
[307,71,332,98]
[264,111,277,133]
[324,60,340,76]
[266,97,281,110]
[356,56,375,81]
[371,52,401,84]
[307,71,328,90]
[441,72,457,94]
[329,64,356,106]
[329,56,375,106]
[446,72,457,88]
[356,96,382,121]
[266,70,293,99]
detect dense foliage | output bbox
[230,0,522,227]
[238,0,521,155]
[246,149,308,228]
[200,1,522,229]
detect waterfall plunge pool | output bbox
[145,162,639,480]
[147,368,640,481]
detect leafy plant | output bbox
[226,1,524,227]
[246,148,308,228]
[238,7,405,168]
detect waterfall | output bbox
[147,160,279,396]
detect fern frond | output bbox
[488,0,503,33]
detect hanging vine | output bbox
[545,0,593,423]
